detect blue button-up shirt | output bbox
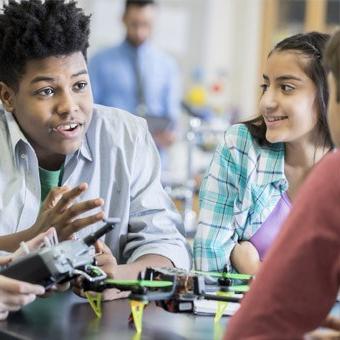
[88,40,181,124]
[0,104,191,269]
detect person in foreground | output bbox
[0,235,48,320]
[0,224,63,320]
[225,29,340,340]
[194,31,333,275]
[0,0,190,300]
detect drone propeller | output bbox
[192,270,252,281]
[221,285,249,293]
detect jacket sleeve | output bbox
[123,122,191,270]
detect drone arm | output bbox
[128,284,176,302]
[204,293,242,303]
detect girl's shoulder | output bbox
[224,123,251,143]
[222,124,263,158]
[224,123,283,152]
[220,123,284,169]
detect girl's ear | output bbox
[0,82,15,113]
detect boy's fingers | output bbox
[94,240,110,253]
[42,186,70,210]
[95,253,116,267]
[96,240,112,255]
[61,212,105,239]
[54,183,88,213]
[94,240,101,253]
[63,199,104,220]
[102,289,129,301]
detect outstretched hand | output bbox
[31,183,105,241]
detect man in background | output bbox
[89,0,181,162]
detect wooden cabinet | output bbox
[260,0,340,73]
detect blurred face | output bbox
[259,50,319,144]
[123,4,155,47]
[0,52,93,169]
[327,73,340,147]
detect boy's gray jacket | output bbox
[0,104,191,269]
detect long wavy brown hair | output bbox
[244,32,333,149]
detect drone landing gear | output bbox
[214,291,234,323]
[85,292,102,318]
[130,300,148,333]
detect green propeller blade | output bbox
[105,279,173,288]
[224,285,249,293]
[192,270,252,281]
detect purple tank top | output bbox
[250,192,291,261]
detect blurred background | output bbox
[26,0,340,232]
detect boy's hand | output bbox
[93,241,128,300]
[72,240,129,301]
[31,183,105,241]
[94,240,117,278]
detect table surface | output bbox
[0,291,229,340]
[1,291,339,340]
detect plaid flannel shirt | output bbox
[194,124,288,272]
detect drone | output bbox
[81,266,252,333]
[0,220,253,333]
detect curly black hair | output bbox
[0,0,91,89]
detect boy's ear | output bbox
[0,82,15,113]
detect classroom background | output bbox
[40,0,340,233]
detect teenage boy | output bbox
[0,0,190,295]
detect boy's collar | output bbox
[79,134,92,161]
[4,109,29,152]
[64,134,93,166]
